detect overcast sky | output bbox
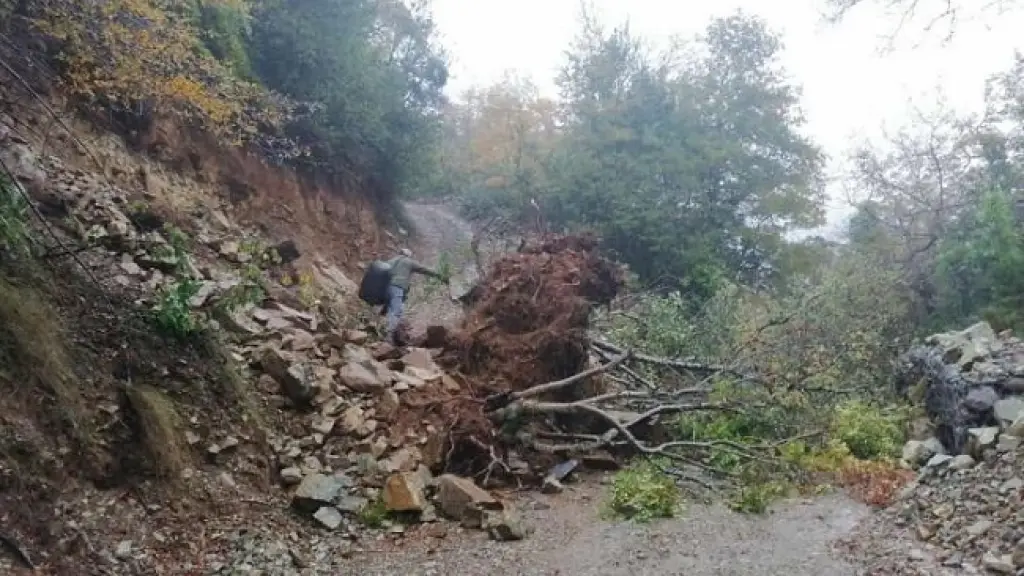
[430,0,1024,235]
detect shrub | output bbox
[605,459,681,522]
[153,278,202,339]
[830,400,904,460]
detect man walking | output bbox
[383,248,445,345]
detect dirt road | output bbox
[400,201,475,334]
[340,480,874,576]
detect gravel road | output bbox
[338,479,873,576]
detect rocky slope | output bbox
[839,322,1024,575]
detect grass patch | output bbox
[603,458,681,522]
[357,497,390,528]
[125,384,187,480]
[0,276,87,441]
[202,332,265,429]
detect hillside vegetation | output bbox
[3,0,446,206]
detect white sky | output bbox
[430,0,1024,236]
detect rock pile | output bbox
[5,129,532,545]
[892,322,1024,573]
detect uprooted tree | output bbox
[395,232,915,509]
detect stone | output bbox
[949,454,977,470]
[219,240,240,260]
[119,254,145,276]
[300,455,323,475]
[259,347,313,404]
[441,373,462,394]
[313,507,344,530]
[421,428,445,470]
[342,344,373,365]
[1012,538,1024,568]
[383,472,427,512]
[383,447,420,473]
[339,406,366,436]
[339,362,386,393]
[541,476,564,494]
[402,348,439,372]
[280,467,303,485]
[344,329,370,345]
[188,282,216,308]
[376,389,400,422]
[982,552,1015,574]
[966,519,993,537]
[436,474,500,520]
[963,386,999,413]
[997,434,1021,453]
[966,426,1000,458]
[292,473,345,513]
[1000,476,1023,494]
[335,495,369,515]
[1008,415,1024,437]
[405,366,442,384]
[1004,377,1024,394]
[355,419,378,438]
[311,416,336,436]
[903,438,944,468]
[995,397,1024,427]
[486,506,530,541]
[114,540,133,560]
[286,329,317,352]
[924,454,953,468]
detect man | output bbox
[383,248,445,345]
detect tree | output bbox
[542,11,824,297]
[248,0,448,199]
[439,73,560,217]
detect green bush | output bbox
[0,174,30,253]
[605,459,681,522]
[153,278,202,339]
[829,400,904,460]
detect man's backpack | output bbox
[358,260,392,305]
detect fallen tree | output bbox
[400,234,774,489]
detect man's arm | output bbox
[410,260,443,279]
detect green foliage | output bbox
[0,174,31,254]
[357,497,389,528]
[192,0,254,79]
[729,475,788,514]
[604,458,681,522]
[829,401,905,460]
[933,188,1024,331]
[153,277,202,339]
[248,0,448,198]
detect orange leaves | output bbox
[835,458,914,508]
[30,0,283,148]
